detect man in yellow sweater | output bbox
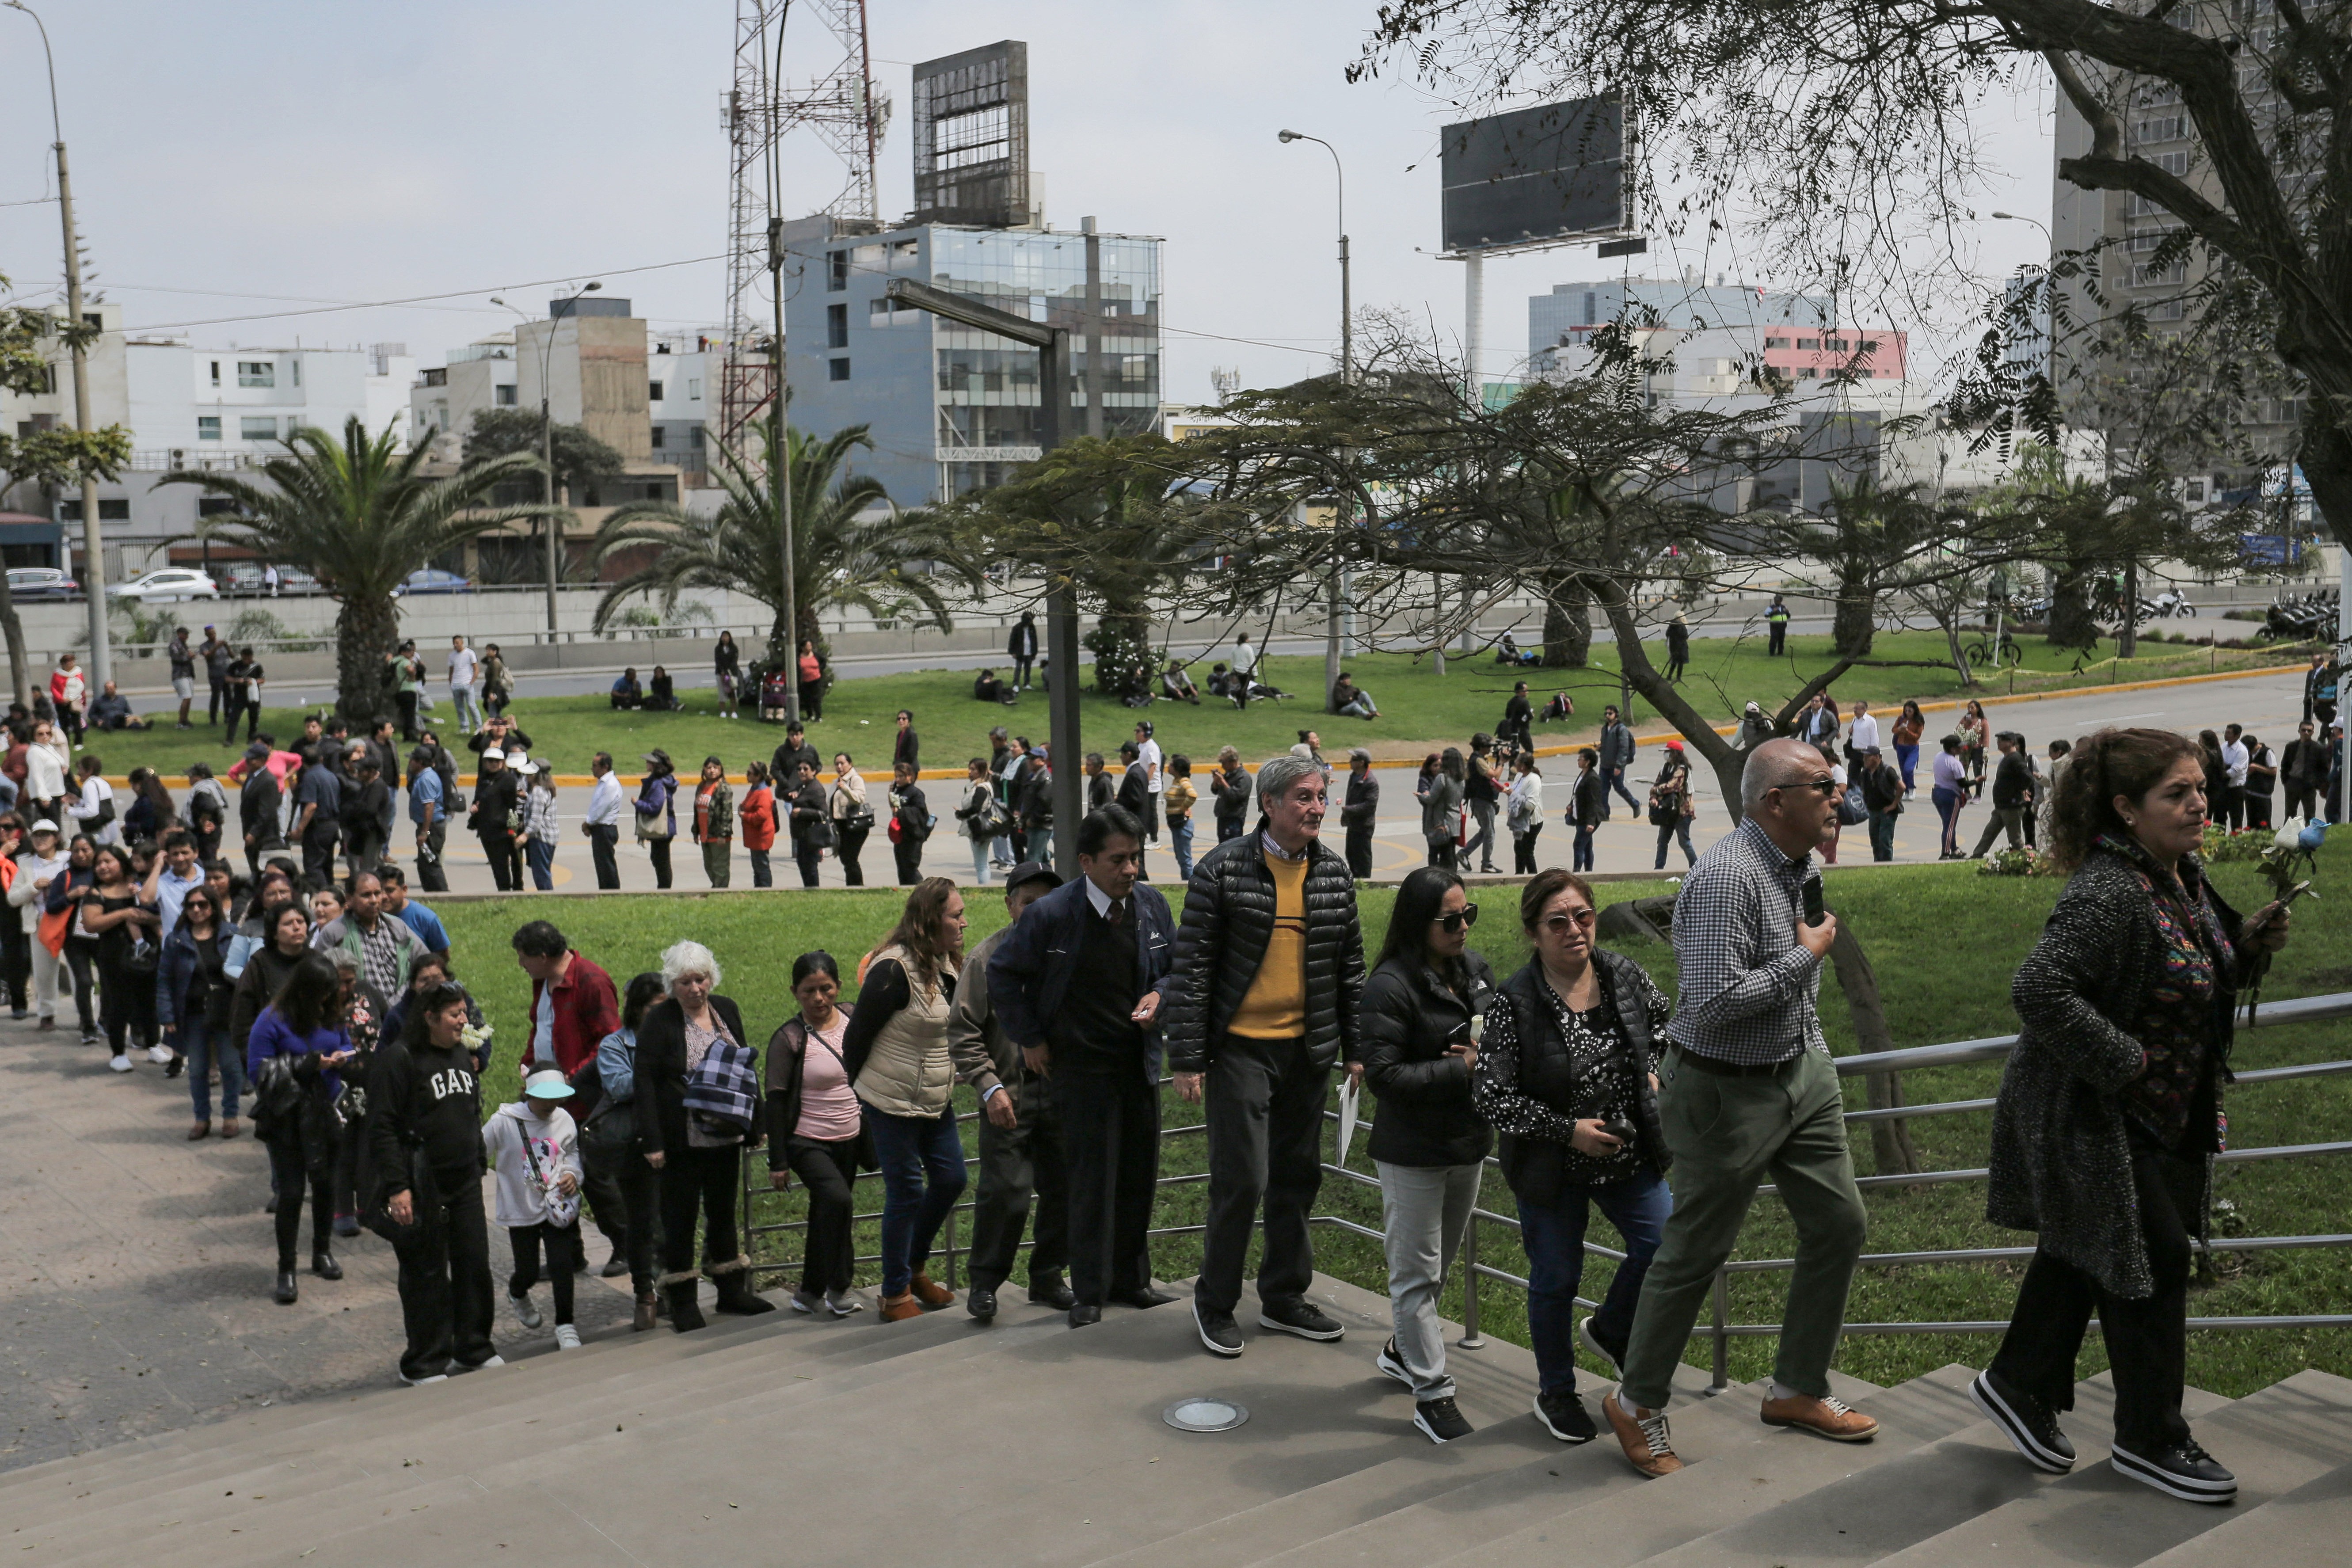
[1164,753,1366,1357]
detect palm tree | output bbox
[164,417,552,725]
[587,423,973,683]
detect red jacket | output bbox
[523,951,621,1086]
[739,784,777,853]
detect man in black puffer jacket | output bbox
[1165,752,1365,1357]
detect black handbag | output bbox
[361,1135,441,1244]
[579,1095,639,1164]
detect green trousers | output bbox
[1618,1044,1866,1411]
[702,838,732,888]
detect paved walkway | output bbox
[0,1009,636,1473]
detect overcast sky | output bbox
[0,0,2057,404]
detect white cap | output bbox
[481,748,506,761]
[514,759,538,775]
[29,818,57,835]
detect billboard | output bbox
[1440,96,1626,255]
[912,41,1030,229]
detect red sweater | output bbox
[739,784,777,852]
[524,951,621,1084]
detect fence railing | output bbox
[743,989,2352,1388]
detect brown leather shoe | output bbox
[632,1293,658,1332]
[1760,1391,1879,1442]
[908,1271,954,1309]
[1602,1392,1684,1477]
[36,1016,53,1031]
[219,1118,240,1139]
[879,1291,923,1322]
[187,1121,211,1141]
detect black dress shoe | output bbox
[1028,1276,1076,1311]
[599,1250,631,1279]
[311,1251,342,1281]
[1111,1285,1178,1309]
[273,1270,298,1305]
[1068,1302,1102,1328]
[967,1285,999,1321]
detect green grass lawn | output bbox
[434,834,2352,1397]
[102,628,2313,784]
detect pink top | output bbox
[795,1015,862,1142]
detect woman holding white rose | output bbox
[1356,865,1499,1446]
[1473,867,1675,1446]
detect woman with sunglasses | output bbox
[159,884,239,1138]
[1358,866,1498,1445]
[1473,867,1673,1445]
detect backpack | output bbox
[683,1034,761,1139]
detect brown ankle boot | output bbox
[632,1293,658,1332]
[879,1291,922,1322]
[909,1271,954,1309]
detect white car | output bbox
[107,568,221,603]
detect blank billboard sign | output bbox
[1440,96,1625,254]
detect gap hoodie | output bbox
[480,1101,582,1228]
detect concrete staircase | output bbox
[4,1275,2347,1568]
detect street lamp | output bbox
[1279,128,1355,694]
[7,0,111,689]
[492,280,600,635]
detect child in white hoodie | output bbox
[482,1069,586,1349]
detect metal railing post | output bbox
[1709,1268,1730,1390]
[943,1203,960,1291]
[1458,1210,1484,1350]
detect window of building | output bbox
[241,416,277,441]
[2154,150,2191,175]
[59,498,131,521]
[196,415,221,441]
[651,425,666,449]
[649,380,664,401]
[1825,336,1849,351]
[690,425,705,449]
[1764,335,1791,349]
[290,358,300,388]
[495,383,517,406]
[687,378,701,400]
[209,360,221,387]
[1796,337,1819,350]
[829,357,851,381]
[828,251,849,291]
[827,303,849,349]
[1798,366,1819,379]
[236,361,274,388]
[197,497,240,516]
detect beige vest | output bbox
[853,944,959,1118]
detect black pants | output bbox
[2286,784,2318,821]
[836,826,868,887]
[1989,1145,2200,1452]
[1344,825,1374,880]
[1513,825,1543,874]
[587,823,620,889]
[893,838,922,885]
[301,828,339,892]
[586,1143,662,1297]
[647,837,673,889]
[415,820,449,892]
[209,680,229,726]
[333,1116,365,1221]
[507,1221,581,1324]
[392,1179,496,1380]
[236,699,262,742]
[799,681,823,721]
[1768,623,1787,655]
[478,831,518,891]
[64,936,97,1037]
[2244,791,2274,830]
[795,840,822,888]
[658,1143,742,1280]
[266,1132,335,1267]
[0,918,27,1015]
[785,1134,861,1296]
[578,1145,628,1255]
[1056,1066,1160,1306]
[1195,1032,1329,1317]
[967,1076,1069,1294]
[2215,786,2243,831]
[395,690,418,740]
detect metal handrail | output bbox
[1834,990,2352,1077]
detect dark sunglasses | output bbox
[1434,904,1480,934]
[1777,775,1839,797]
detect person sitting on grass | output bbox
[1332,672,1378,720]
[973,668,1015,705]
[1540,690,1576,723]
[1162,661,1201,704]
[88,681,150,731]
[610,668,643,710]
[645,666,681,712]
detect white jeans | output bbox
[29,940,67,1020]
[1375,1159,1484,1401]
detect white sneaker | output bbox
[108,1054,132,1073]
[554,1324,582,1351]
[397,1370,448,1386]
[507,1290,542,1331]
[826,1288,864,1317]
[147,1043,174,1065]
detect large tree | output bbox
[164,417,552,725]
[464,407,625,499]
[1358,1,2352,543]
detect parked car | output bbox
[107,568,221,603]
[276,565,322,594]
[393,567,474,597]
[219,563,266,595]
[221,563,320,596]
[5,567,79,601]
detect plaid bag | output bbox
[682,1034,761,1139]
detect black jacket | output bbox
[770,740,821,784]
[636,993,753,1158]
[1008,619,1037,660]
[1340,771,1379,829]
[1358,953,1497,1167]
[1490,952,1669,1205]
[365,1036,484,1199]
[1209,765,1252,822]
[240,770,284,850]
[1571,769,1606,830]
[762,1006,860,1170]
[1859,761,1904,812]
[1163,830,1364,1073]
[1990,749,2034,811]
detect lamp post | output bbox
[8,0,110,689]
[494,281,600,636]
[1279,129,1354,700]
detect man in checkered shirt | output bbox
[1604,739,1876,1477]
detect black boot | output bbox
[664,1280,706,1333]
[710,1261,776,1315]
[273,1269,298,1305]
[311,1249,342,1280]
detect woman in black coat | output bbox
[1472,867,1672,1446]
[1976,728,2291,1504]
[634,938,768,1331]
[1356,866,1496,1446]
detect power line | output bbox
[114,252,731,331]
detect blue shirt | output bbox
[245,1005,350,1096]
[409,767,445,826]
[395,901,449,954]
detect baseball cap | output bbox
[29,818,57,835]
[1004,861,1062,896]
[244,741,269,760]
[482,748,506,762]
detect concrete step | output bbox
[1403,1364,1982,1568]
[2135,1454,2352,1567]
[1869,1369,2352,1568]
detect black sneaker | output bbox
[1375,1337,1413,1388]
[2111,1437,2237,1503]
[1577,1316,1626,1382]
[1258,1298,1345,1342]
[1535,1388,1598,1443]
[1969,1369,2074,1473]
[1414,1396,1474,1445]
[1194,1298,1244,1357]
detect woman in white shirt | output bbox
[1506,753,1546,874]
[828,754,872,887]
[23,722,68,822]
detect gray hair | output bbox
[325,948,360,976]
[1740,739,1819,810]
[660,938,722,993]
[1255,752,1324,808]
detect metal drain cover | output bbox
[1163,1397,1249,1432]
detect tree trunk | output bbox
[1939,613,1978,688]
[0,574,30,709]
[335,594,400,729]
[1541,573,1591,667]
[2118,554,2139,659]
[1831,575,1876,657]
[2045,564,2099,649]
[1826,921,1918,1176]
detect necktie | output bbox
[1105,897,1126,927]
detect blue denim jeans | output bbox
[867,1106,969,1296]
[1171,815,1196,880]
[526,837,556,890]
[1572,824,1596,872]
[1517,1168,1673,1396]
[178,1019,242,1122]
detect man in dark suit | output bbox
[989,807,1178,1327]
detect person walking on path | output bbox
[590,971,667,1331]
[1970,732,2035,857]
[990,814,1178,1328]
[1663,614,1690,684]
[1971,728,2291,1504]
[1421,748,1465,871]
[951,863,1074,1320]
[247,952,351,1305]
[369,978,499,1383]
[764,952,867,1317]
[1603,738,1872,1479]
[1597,706,1640,818]
[1506,753,1545,875]
[447,636,480,737]
[1339,750,1378,881]
[1465,735,1503,874]
[1858,746,1905,862]
[582,751,623,890]
[636,939,771,1331]
[1474,867,1674,1445]
[1359,866,1498,1445]
[1931,734,1968,859]
[1569,748,1604,873]
[634,751,679,891]
[482,1069,587,1352]
[1648,742,1697,870]
[830,753,873,887]
[841,879,968,1321]
[1164,753,1366,1358]
[202,626,232,731]
[1845,702,1880,773]
[512,919,628,1278]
